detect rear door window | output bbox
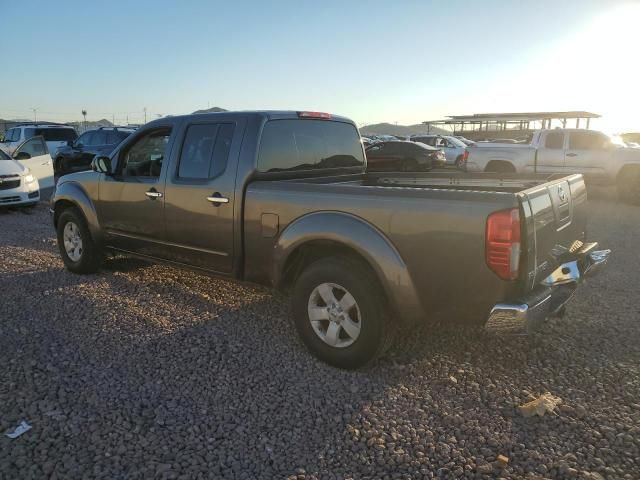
[545,131,564,149]
[257,119,364,173]
[177,123,235,179]
[569,131,609,150]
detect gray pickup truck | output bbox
[50,111,609,368]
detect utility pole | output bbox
[144,107,147,124]
[112,114,115,125]
[32,108,37,122]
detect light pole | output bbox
[32,108,37,122]
[82,110,87,131]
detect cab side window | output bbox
[93,131,108,145]
[120,128,172,178]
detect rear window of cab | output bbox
[257,119,364,173]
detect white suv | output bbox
[2,123,78,158]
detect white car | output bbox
[2,123,78,159]
[410,135,468,167]
[0,135,55,190]
[0,148,41,207]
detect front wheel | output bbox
[56,208,103,273]
[291,257,393,369]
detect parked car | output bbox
[410,135,468,168]
[54,127,135,177]
[2,124,78,158]
[2,135,55,190]
[366,140,445,171]
[0,146,41,207]
[465,128,640,203]
[51,110,608,369]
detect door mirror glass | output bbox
[92,155,113,174]
[14,151,31,160]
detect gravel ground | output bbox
[0,191,638,479]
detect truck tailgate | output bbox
[519,174,588,289]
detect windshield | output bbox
[445,136,467,148]
[608,134,626,147]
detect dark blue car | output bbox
[54,127,135,177]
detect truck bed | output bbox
[243,171,588,323]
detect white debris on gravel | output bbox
[5,421,31,439]
[0,194,639,479]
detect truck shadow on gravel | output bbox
[2,221,638,478]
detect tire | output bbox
[56,208,103,273]
[54,158,65,177]
[291,256,394,369]
[617,168,640,204]
[485,161,515,173]
[455,156,465,170]
[401,158,418,172]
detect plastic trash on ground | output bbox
[518,393,562,417]
[5,420,32,439]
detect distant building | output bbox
[423,111,601,141]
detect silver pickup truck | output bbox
[465,129,640,203]
[50,111,610,368]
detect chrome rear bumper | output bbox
[487,248,611,333]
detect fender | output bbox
[51,181,103,245]
[273,211,424,325]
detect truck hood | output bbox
[0,159,27,176]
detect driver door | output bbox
[13,136,54,188]
[97,125,175,258]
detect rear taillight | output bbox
[462,149,469,161]
[486,208,521,280]
[297,111,331,119]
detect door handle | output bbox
[566,153,577,157]
[207,193,229,204]
[145,189,163,199]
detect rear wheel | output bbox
[617,167,640,204]
[455,155,465,169]
[56,208,103,273]
[291,257,393,369]
[485,161,516,173]
[401,158,418,172]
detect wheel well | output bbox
[280,240,385,297]
[53,200,78,228]
[617,164,640,184]
[485,160,516,173]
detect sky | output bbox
[1,0,639,133]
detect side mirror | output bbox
[92,155,112,174]
[14,151,31,160]
[67,140,74,147]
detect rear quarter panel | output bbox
[466,144,536,173]
[244,181,521,323]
